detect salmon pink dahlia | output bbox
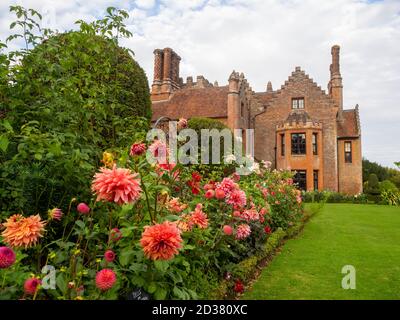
[189,204,208,229]
[140,221,182,260]
[0,247,16,269]
[226,189,247,208]
[216,178,237,196]
[1,214,45,249]
[235,224,251,240]
[92,166,142,205]
[24,277,41,295]
[95,269,116,291]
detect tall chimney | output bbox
[151,48,181,101]
[329,45,343,111]
[151,49,163,94]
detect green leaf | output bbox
[147,282,157,294]
[154,287,167,300]
[119,249,134,267]
[154,260,169,273]
[75,220,85,229]
[0,136,9,153]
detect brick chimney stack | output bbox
[328,45,343,112]
[151,48,181,101]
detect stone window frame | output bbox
[313,170,319,190]
[280,133,285,156]
[312,133,318,155]
[291,132,306,155]
[293,170,307,190]
[292,97,305,109]
[344,141,352,163]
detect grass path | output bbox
[242,204,400,299]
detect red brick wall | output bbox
[254,68,340,191]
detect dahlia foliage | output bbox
[0,135,303,300]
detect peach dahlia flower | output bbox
[1,214,45,249]
[92,165,142,205]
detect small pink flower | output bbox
[0,246,16,269]
[205,189,215,199]
[24,277,41,295]
[177,118,188,129]
[95,269,116,291]
[215,189,225,199]
[189,204,208,229]
[235,224,251,240]
[130,142,146,156]
[223,225,233,235]
[226,189,246,208]
[104,250,116,262]
[77,203,90,214]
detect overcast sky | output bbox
[1,0,399,168]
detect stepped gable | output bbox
[257,67,338,114]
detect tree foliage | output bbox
[0,6,151,216]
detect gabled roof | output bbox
[151,86,229,121]
[337,108,361,138]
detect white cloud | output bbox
[1,0,400,167]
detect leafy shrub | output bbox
[302,191,368,204]
[379,180,398,193]
[0,8,151,217]
[381,190,400,206]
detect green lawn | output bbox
[242,204,400,300]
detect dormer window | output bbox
[292,97,304,109]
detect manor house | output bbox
[150,46,362,194]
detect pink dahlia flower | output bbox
[235,224,251,240]
[95,269,116,291]
[226,189,247,208]
[216,178,237,196]
[148,140,169,164]
[0,246,16,269]
[92,165,142,205]
[24,277,41,295]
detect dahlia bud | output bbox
[24,277,42,295]
[48,208,63,221]
[205,190,215,199]
[130,142,146,157]
[110,228,122,242]
[104,250,116,262]
[215,189,225,199]
[222,225,233,235]
[77,203,90,215]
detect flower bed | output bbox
[0,140,303,300]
